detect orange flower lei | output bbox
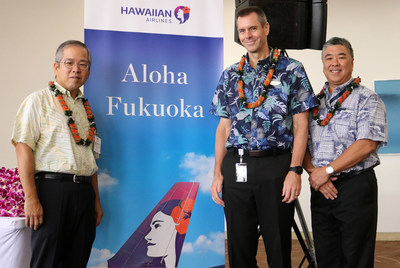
[312,77,361,126]
[237,49,279,109]
[49,81,96,146]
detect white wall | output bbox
[1,0,399,234]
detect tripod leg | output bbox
[294,199,317,267]
[293,220,313,265]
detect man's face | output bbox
[54,45,90,94]
[237,12,269,54]
[322,44,354,89]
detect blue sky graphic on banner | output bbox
[84,0,224,267]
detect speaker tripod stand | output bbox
[256,198,317,267]
[293,199,317,268]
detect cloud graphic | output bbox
[87,248,115,267]
[98,170,118,190]
[182,242,194,253]
[180,152,214,193]
[182,232,225,256]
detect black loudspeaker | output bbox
[234,0,327,50]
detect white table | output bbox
[0,217,31,268]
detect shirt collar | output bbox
[53,81,84,99]
[244,47,275,71]
[323,77,354,97]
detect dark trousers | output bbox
[222,151,294,268]
[311,169,378,268]
[30,179,96,268]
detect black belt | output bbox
[337,167,374,179]
[35,172,92,184]
[228,147,291,157]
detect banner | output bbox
[84,0,224,267]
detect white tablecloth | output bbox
[0,217,31,268]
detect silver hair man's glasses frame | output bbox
[58,60,90,70]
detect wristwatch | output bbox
[289,166,303,175]
[326,164,335,175]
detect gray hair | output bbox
[55,40,91,67]
[322,37,354,59]
[236,6,268,26]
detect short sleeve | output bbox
[210,71,230,118]
[288,62,318,115]
[356,93,388,148]
[11,93,42,151]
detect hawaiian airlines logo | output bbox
[174,6,190,24]
[120,5,191,25]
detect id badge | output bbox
[93,136,102,154]
[236,162,247,183]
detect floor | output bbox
[225,240,400,267]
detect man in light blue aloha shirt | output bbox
[303,37,388,268]
[209,6,318,268]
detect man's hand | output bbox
[210,172,225,207]
[94,199,103,226]
[309,166,331,190]
[24,196,43,230]
[282,110,307,203]
[318,178,338,200]
[282,171,301,203]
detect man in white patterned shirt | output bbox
[303,37,388,267]
[12,40,103,268]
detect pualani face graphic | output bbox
[145,198,194,267]
[174,6,190,24]
[104,183,198,268]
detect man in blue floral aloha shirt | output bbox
[209,6,318,268]
[303,37,388,267]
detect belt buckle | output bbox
[73,175,81,184]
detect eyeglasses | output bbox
[60,60,90,70]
